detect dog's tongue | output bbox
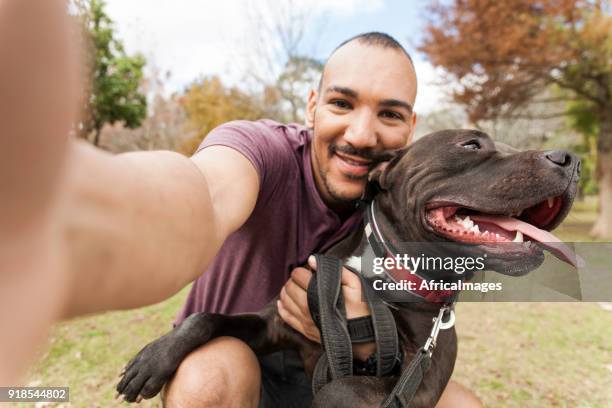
[470,214,578,268]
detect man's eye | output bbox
[380,110,403,120]
[331,99,351,109]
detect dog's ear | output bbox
[369,161,390,190]
[369,147,409,190]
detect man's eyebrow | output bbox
[380,99,413,114]
[324,86,358,98]
[324,86,413,114]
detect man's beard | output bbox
[321,143,392,204]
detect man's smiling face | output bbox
[306,41,417,210]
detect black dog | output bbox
[116,129,580,407]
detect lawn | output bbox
[14,197,612,407]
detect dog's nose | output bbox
[544,150,573,167]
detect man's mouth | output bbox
[333,151,372,178]
[425,196,578,267]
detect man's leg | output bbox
[436,380,483,408]
[162,337,261,408]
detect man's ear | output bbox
[407,112,417,144]
[305,89,317,128]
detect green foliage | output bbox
[78,0,147,145]
[566,99,599,195]
[567,99,599,139]
[573,142,599,196]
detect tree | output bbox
[420,0,612,237]
[276,56,324,122]
[181,76,266,154]
[98,66,195,154]
[76,0,147,146]
[240,0,324,123]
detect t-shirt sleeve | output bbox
[194,120,296,202]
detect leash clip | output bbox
[423,304,455,356]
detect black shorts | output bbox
[259,350,313,408]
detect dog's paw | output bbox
[116,333,184,403]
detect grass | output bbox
[13,197,612,407]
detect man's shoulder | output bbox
[197,119,312,192]
[199,119,311,163]
[217,119,311,146]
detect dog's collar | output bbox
[354,200,458,304]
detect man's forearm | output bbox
[61,141,222,317]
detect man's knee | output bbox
[436,380,483,408]
[163,336,261,408]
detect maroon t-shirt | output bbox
[175,119,363,323]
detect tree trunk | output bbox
[93,127,101,147]
[590,108,612,238]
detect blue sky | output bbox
[308,0,427,60]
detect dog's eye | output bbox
[461,140,481,150]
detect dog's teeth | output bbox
[495,233,501,239]
[464,216,474,228]
[547,197,554,208]
[513,231,524,243]
[457,216,467,228]
[516,209,523,217]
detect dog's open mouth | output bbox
[425,196,578,267]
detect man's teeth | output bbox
[338,155,369,166]
[346,159,367,166]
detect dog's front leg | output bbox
[116,301,288,402]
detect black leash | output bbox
[307,254,401,394]
[307,254,455,406]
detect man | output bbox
[0,2,481,406]
[159,34,482,407]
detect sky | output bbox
[104,0,450,114]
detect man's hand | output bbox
[277,256,376,360]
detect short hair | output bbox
[318,32,416,91]
[332,32,414,66]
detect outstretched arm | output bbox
[61,143,259,317]
[0,0,259,383]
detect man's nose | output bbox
[344,110,377,148]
